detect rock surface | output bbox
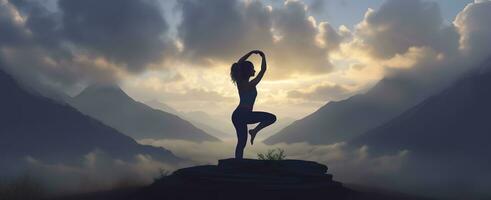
[55,159,432,200]
[130,158,354,200]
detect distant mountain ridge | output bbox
[265,77,427,145]
[0,69,182,172]
[69,85,219,142]
[145,100,295,141]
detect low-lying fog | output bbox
[2,139,490,199]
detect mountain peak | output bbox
[76,84,130,100]
[0,68,182,169]
[70,83,219,142]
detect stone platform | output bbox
[130,158,354,200]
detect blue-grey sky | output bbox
[269,0,475,28]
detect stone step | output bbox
[218,158,328,175]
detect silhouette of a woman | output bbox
[231,50,277,159]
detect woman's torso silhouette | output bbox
[238,84,257,109]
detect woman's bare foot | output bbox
[249,128,258,145]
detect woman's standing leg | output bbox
[233,122,248,159]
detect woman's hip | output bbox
[231,107,251,123]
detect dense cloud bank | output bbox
[353,0,459,59]
[0,149,180,196]
[1,0,491,103]
[3,138,489,198]
[0,140,407,196]
[0,0,172,95]
[286,0,491,116]
[0,0,341,94]
[346,0,491,100]
[139,139,409,188]
[176,0,337,78]
[58,0,171,72]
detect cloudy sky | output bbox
[1,0,490,122]
[2,1,491,197]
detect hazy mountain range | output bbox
[341,58,491,198]
[144,100,180,115]
[145,100,295,141]
[144,100,234,139]
[265,56,491,162]
[265,76,427,145]
[351,58,491,161]
[68,85,219,142]
[0,69,182,173]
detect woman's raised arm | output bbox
[250,51,266,86]
[238,51,254,63]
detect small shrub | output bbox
[257,148,286,160]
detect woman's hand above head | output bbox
[238,50,264,63]
[250,50,264,57]
[249,50,267,86]
[250,50,261,54]
[239,50,258,63]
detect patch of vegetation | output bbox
[0,175,46,200]
[257,148,286,160]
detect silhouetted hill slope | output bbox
[265,77,426,145]
[69,85,219,142]
[0,69,182,168]
[350,59,491,160]
[181,111,235,138]
[144,100,179,115]
[187,119,232,139]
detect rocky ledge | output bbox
[130,158,355,200]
